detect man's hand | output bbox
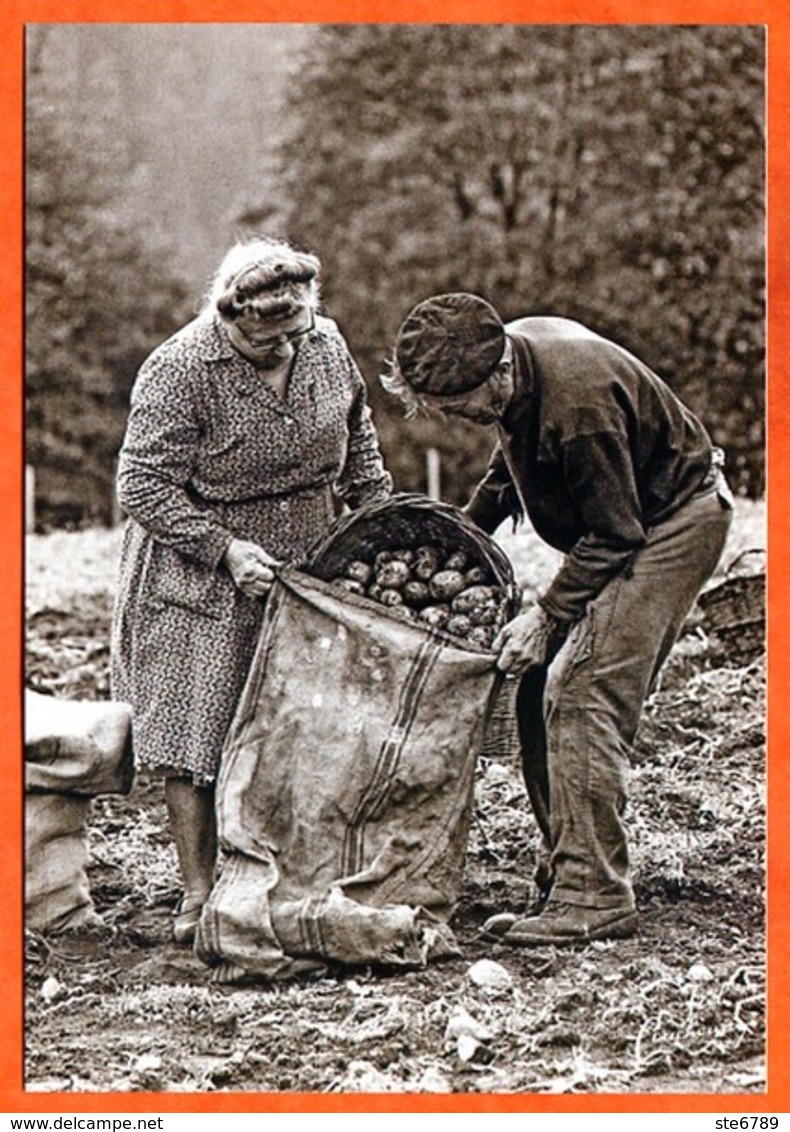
[492,605,555,674]
[223,539,279,597]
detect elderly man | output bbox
[382,292,733,946]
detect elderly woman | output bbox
[111,237,392,943]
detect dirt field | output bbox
[23,503,766,1098]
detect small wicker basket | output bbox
[697,548,766,664]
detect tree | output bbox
[271,25,765,499]
[26,27,192,527]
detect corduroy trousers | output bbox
[517,476,733,911]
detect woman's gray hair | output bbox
[204,236,322,315]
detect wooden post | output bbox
[25,465,35,533]
[426,447,441,501]
[111,458,124,527]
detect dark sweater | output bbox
[465,317,714,622]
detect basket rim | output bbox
[698,571,765,610]
[305,492,517,587]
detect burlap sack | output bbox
[24,692,133,931]
[196,568,504,981]
[25,690,133,796]
[25,792,103,932]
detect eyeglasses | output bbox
[235,310,315,348]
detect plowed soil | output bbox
[23,510,766,1098]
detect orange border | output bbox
[4,1,786,1115]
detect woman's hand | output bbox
[223,539,279,597]
[492,605,555,674]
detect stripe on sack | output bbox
[196,855,235,963]
[297,892,330,956]
[342,635,441,876]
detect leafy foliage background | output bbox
[25,24,765,526]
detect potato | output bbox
[429,569,467,601]
[444,550,469,572]
[379,588,404,607]
[345,559,374,586]
[451,585,500,614]
[413,547,441,581]
[493,606,509,630]
[334,577,365,596]
[390,548,416,565]
[464,566,488,586]
[374,550,394,571]
[402,580,432,608]
[376,559,412,590]
[419,604,451,628]
[468,625,495,648]
[469,602,499,626]
[446,613,473,636]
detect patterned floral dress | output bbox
[110,312,392,785]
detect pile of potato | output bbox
[329,544,510,648]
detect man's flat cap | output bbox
[395,292,506,396]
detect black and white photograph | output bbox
[23,22,767,1099]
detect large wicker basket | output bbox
[305,494,522,757]
[306,492,519,612]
